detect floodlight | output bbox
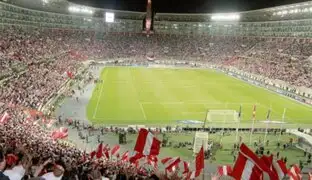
[68,6,93,14]
[105,12,115,23]
[211,13,240,21]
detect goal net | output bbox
[193,131,209,154]
[206,110,239,124]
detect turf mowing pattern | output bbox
[86,67,312,126]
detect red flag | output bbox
[134,129,161,156]
[96,143,103,159]
[182,161,190,174]
[229,143,277,180]
[195,146,205,177]
[272,159,288,180]
[161,157,181,172]
[66,71,74,79]
[0,112,10,124]
[111,145,120,156]
[104,151,110,159]
[288,164,302,180]
[90,151,96,159]
[218,165,232,176]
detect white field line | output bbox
[93,69,109,118]
[129,68,147,120]
[182,112,206,114]
[140,102,258,105]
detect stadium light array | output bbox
[273,7,312,16]
[211,13,240,21]
[68,6,94,15]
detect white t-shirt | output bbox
[3,165,25,180]
[3,168,24,180]
[12,165,26,176]
[41,172,63,180]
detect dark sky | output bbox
[70,0,310,13]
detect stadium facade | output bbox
[1,0,312,37]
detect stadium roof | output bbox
[3,0,312,22]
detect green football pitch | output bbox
[86,67,312,126]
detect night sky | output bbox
[70,0,310,13]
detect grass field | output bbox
[86,67,312,126]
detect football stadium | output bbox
[1,0,312,179]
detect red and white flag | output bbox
[308,172,312,180]
[229,143,277,180]
[185,145,205,179]
[111,145,120,156]
[261,155,273,169]
[51,127,68,139]
[121,151,129,161]
[185,171,196,180]
[147,155,158,169]
[218,165,232,176]
[288,164,302,180]
[129,151,144,163]
[272,159,288,180]
[161,157,181,172]
[46,119,56,129]
[134,128,161,156]
[0,112,9,124]
[103,144,110,159]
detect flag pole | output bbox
[249,104,256,145]
[220,102,228,144]
[278,108,286,142]
[202,142,205,180]
[263,106,272,145]
[203,109,209,130]
[235,104,242,143]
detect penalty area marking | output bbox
[93,69,109,118]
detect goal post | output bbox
[206,110,239,124]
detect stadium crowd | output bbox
[1,25,312,87]
[1,25,312,179]
[0,115,170,180]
